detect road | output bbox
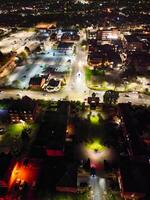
[118,92,150,106]
[89,177,106,200]
[0,88,150,106]
[64,40,88,97]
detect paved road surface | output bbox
[0,88,150,106]
[89,177,106,200]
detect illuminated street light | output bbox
[90,111,99,125]
[19,120,26,128]
[85,139,105,152]
[20,120,25,125]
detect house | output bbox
[8,96,38,123]
[29,77,45,90]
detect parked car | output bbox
[125,94,129,97]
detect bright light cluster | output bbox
[90,112,100,125]
[85,139,105,152]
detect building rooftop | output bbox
[9,96,37,113]
[34,109,68,150]
[48,79,60,87]
[124,35,140,43]
[127,52,150,71]
[128,52,150,63]
[35,22,56,29]
[56,164,77,190]
[29,77,44,86]
[57,42,74,49]
[119,103,150,156]
[120,158,150,195]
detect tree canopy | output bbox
[103,90,119,105]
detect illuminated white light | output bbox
[99,178,106,190]
[107,34,118,39]
[117,64,122,67]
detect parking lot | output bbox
[6,47,74,89]
[0,30,36,54]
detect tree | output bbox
[19,51,28,61]
[81,39,88,47]
[24,46,30,54]
[103,90,119,105]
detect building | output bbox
[118,158,150,200]
[8,96,38,123]
[124,35,145,51]
[34,102,69,156]
[88,53,103,66]
[57,42,74,51]
[29,76,45,90]
[118,103,140,157]
[56,164,77,193]
[87,28,119,41]
[88,93,100,109]
[45,78,61,92]
[35,22,57,31]
[61,33,80,42]
[127,52,150,73]
[26,42,41,53]
[0,52,17,78]
[88,44,121,68]
[118,103,150,157]
[87,30,97,40]
[97,28,119,41]
[50,32,57,41]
